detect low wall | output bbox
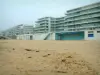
[17,34,33,40]
[84,30,100,40]
[33,33,55,40]
[45,33,55,40]
[33,33,48,40]
[16,31,100,40]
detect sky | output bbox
[0,0,100,30]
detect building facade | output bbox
[34,17,51,33]
[2,24,34,39]
[64,2,100,31]
[51,17,65,32]
[55,30,100,40]
[34,17,65,33]
[34,2,100,33]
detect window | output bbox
[88,34,94,37]
[97,31,100,33]
[88,31,93,33]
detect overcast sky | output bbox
[0,0,100,30]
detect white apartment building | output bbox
[34,2,100,33]
[2,24,34,39]
[34,17,65,33]
[64,2,100,31]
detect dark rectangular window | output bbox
[97,31,100,33]
[88,31,93,33]
[88,34,94,37]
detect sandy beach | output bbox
[0,40,100,75]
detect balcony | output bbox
[56,28,64,30]
[65,13,100,22]
[66,19,100,26]
[51,22,56,25]
[56,25,64,27]
[75,19,100,25]
[67,9,100,18]
[56,21,64,24]
[36,20,49,24]
[66,3,100,14]
[65,25,100,30]
[39,25,48,27]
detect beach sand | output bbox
[0,40,100,75]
